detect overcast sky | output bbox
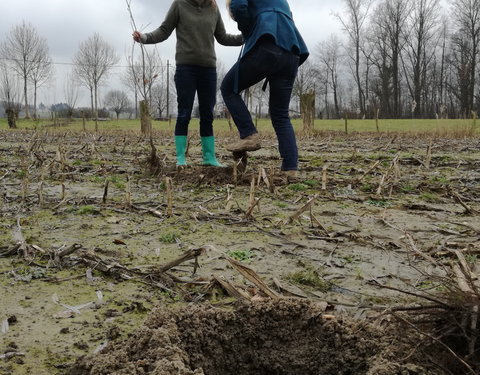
[0,0,346,106]
[0,0,450,107]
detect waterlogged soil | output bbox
[0,128,479,374]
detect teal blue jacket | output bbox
[229,0,309,65]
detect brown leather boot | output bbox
[281,170,300,183]
[226,133,261,153]
[281,170,298,179]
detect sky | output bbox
[0,0,346,107]
[0,0,452,108]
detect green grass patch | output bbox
[429,175,449,184]
[288,183,309,192]
[421,192,442,203]
[302,179,319,187]
[360,183,374,192]
[12,266,48,282]
[89,175,104,184]
[227,249,256,263]
[1,117,479,136]
[159,232,178,244]
[465,254,478,265]
[366,198,392,207]
[76,205,99,215]
[310,158,324,167]
[287,267,331,291]
[401,184,415,193]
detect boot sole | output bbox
[226,144,261,153]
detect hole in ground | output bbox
[69,299,434,375]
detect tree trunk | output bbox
[6,108,17,129]
[90,88,94,118]
[355,41,365,114]
[94,83,99,132]
[139,100,152,135]
[392,46,400,117]
[23,77,30,119]
[33,84,38,120]
[134,91,138,119]
[300,91,315,132]
[331,70,340,119]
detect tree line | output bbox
[0,21,173,129]
[311,0,480,120]
[1,0,479,129]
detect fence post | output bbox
[344,112,348,135]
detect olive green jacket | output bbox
[145,0,243,67]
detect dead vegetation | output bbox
[0,128,479,374]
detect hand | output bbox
[132,31,143,42]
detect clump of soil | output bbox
[69,299,433,375]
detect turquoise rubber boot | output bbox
[175,135,188,166]
[201,136,223,167]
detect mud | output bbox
[69,299,433,375]
[0,128,479,374]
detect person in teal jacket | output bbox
[221,0,309,178]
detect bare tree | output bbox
[251,82,268,119]
[292,60,317,114]
[0,61,22,128]
[451,0,480,116]
[63,72,79,119]
[315,65,330,119]
[1,21,50,119]
[125,47,163,133]
[335,0,373,115]
[29,37,53,120]
[371,0,410,117]
[121,56,139,119]
[401,0,441,118]
[151,83,168,119]
[476,64,480,113]
[316,34,343,119]
[367,17,392,117]
[435,17,449,116]
[104,89,131,120]
[73,33,119,127]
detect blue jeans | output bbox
[174,65,217,137]
[221,40,300,171]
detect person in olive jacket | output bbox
[133,0,243,167]
[222,0,309,178]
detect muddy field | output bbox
[0,128,479,374]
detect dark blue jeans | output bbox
[174,64,217,137]
[221,40,300,171]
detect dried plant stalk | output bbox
[225,255,279,299]
[425,140,433,169]
[284,195,318,225]
[322,164,329,190]
[102,179,109,204]
[125,175,132,208]
[166,177,173,217]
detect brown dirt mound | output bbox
[68,299,434,375]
